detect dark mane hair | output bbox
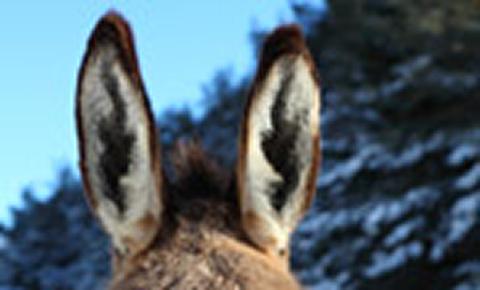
[160,141,242,236]
[166,141,234,203]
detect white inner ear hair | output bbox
[244,55,319,250]
[80,46,161,252]
[277,56,319,228]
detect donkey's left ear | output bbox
[76,12,163,256]
[237,25,320,257]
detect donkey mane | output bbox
[168,141,233,202]
[165,141,243,236]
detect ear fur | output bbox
[76,11,163,256]
[237,25,320,257]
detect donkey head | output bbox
[76,11,320,290]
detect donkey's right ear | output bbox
[237,25,320,258]
[75,12,163,256]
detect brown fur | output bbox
[77,11,320,290]
[304,133,321,212]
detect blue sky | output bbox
[0,1,326,226]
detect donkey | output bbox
[76,11,320,290]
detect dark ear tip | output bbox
[262,24,307,60]
[102,10,128,23]
[89,10,132,48]
[268,24,304,43]
[254,24,317,84]
[100,10,132,35]
[82,10,142,85]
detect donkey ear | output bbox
[237,25,320,257]
[76,12,163,256]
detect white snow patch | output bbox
[320,134,446,189]
[309,271,350,290]
[392,133,444,169]
[364,202,403,235]
[363,187,439,235]
[364,241,423,278]
[384,218,424,247]
[311,280,343,290]
[379,78,408,98]
[447,144,478,167]
[430,192,480,262]
[298,259,349,290]
[449,193,480,242]
[393,55,432,78]
[454,261,480,277]
[454,284,477,290]
[455,164,480,191]
[394,143,425,167]
[318,146,380,188]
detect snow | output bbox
[320,134,447,191]
[364,241,424,278]
[455,165,480,191]
[427,70,478,91]
[394,143,425,167]
[384,218,424,247]
[364,202,401,235]
[392,133,445,169]
[311,272,350,290]
[447,144,478,167]
[311,280,343,290]
[363,187,439,235]
[430,192,480,262]
[379,78,408,98]
[454,284,478,290]
[449,192,480,242]
[455,261,480,277]
[318,145,384,188]
[392,55,432,78]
